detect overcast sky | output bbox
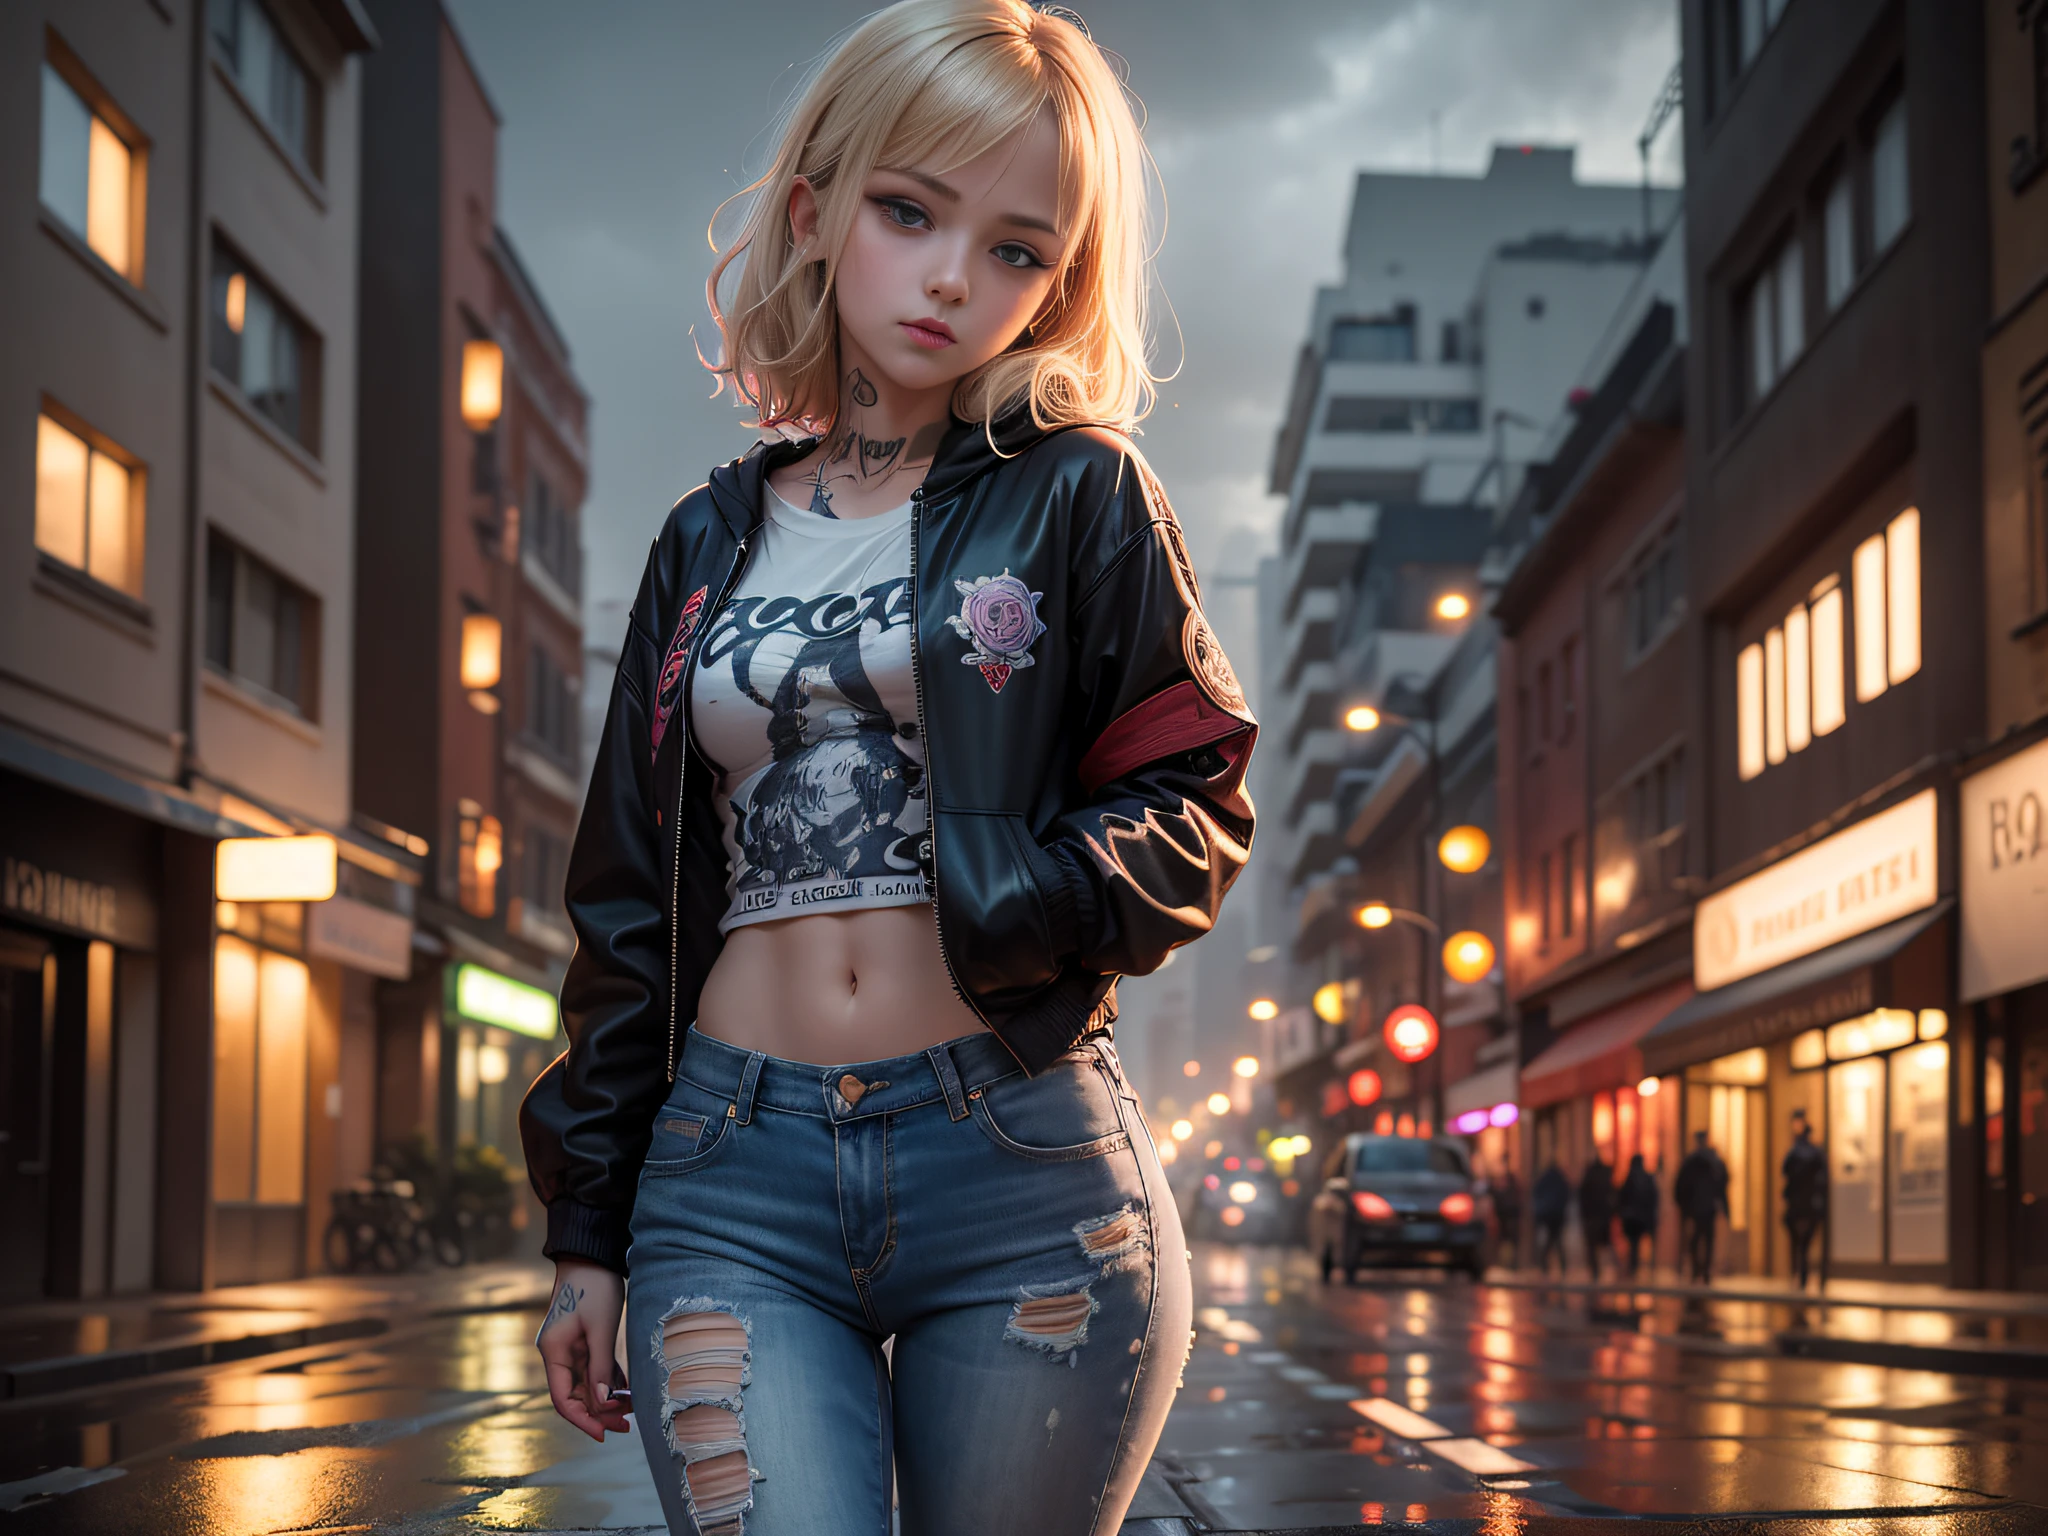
[442,0,1682,637]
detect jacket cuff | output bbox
[544,1198,633,1276]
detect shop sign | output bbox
[448,961,559,1040]
[3,856,120,942]
[306,895,414,980]
[1960,735,2048,1000]
[1,771,158,949]
[1694,788,1937,991]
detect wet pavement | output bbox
[1,1245,2043,1533]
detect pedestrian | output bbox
[1617,1153,1659,1279]
[1578,1151,1617,1280]
[518,8,1256,1531]
[1782,1111,1828,1290]
[1491,1163,1524,1270]
[1675,1130,1731,1283]
[1531,1158,1570,1276]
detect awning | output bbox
[1638,900,1951,1077]
[1444,1059,1518,1121]
[0,722,264,841]
[1522,978,1694,1109]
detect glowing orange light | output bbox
[1248,998,1279,1021]
[1347,1068,1383,1107]
[1357,903,1393,929]
[1383,1005,1440,1064]
[1344,705,1382,732]
[1437,825,1491,873]
[1435,593,1471,621]
[1374,1111,1394,1135]
[1442,931,1496,984]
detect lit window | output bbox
[1737,641,1765,781]
[1822,171,1854,310]
[1763,625,1787,766]
[1853,532,1889,702]
[205,532,319,716]
[459,807,504,919]
[1886,507,1921,685]
[1870,95,1909,255]
[36,412,144,595]
[1783,603,1811,754]
[39,63,142,281]
[211,934,309,1206]
[210,0,317,170]
[1810,581,1846,735]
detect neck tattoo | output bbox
[799,369,946,520]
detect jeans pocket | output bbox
[640,1076,737,1178]
[969,1052,1131,1163]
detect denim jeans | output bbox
[625,1026,1192,1536]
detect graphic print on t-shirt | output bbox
[696,574,928,929]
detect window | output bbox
[1535,661,1554,743]
[456,802,502,919]
[1630,747,1686,843]
[1328,314,1415,363]
[40,60,143,281]
[1821,168,1855,311]
[1736,516,1912,781]
[1440,320,1463,362]
[1625,526,1684,660]
[1559,636,1579,741]
[1714,0,1787,103]
[209,0,317,171]
[1870,94,1909,255]
[1742,234,1804,408]
[522,826,566,917]
[1561,835,1579,939]
[1321,397,1478,435]
[211,934,308,1206]
[525,470,583,597]
[527,644,577,763]
[205,532,319,716]
[36,410,144,596]
[1537,851,1553,948]
[1852,506,1921,701]
[210,242,319,452]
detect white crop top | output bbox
[688,487,930,933]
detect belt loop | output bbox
[928,1043,971,1122]
[735,1051,767,1126]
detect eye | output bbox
[873,197,931,230]
[992,242,1046,271]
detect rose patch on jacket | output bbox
[650,585,709,762]
[945,570,1046,693]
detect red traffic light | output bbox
[1383,1004,1440,1064]
[1347,1068,1383,1106]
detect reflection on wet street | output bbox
[4,1250,2046,1531]
[1162,1244,2048,1528]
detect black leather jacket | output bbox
[519,412,1257,1273]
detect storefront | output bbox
[1960,730,2048,1291]
[1640,788,1954,1282]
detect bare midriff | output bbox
[693,904,984,1065]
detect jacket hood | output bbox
[701,405,1093,536]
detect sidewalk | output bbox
[1489,1263,2048,1376]
[0,1260,553,1400]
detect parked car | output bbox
[1308,1134,1493,1281]
[1186,1166,1292,1243]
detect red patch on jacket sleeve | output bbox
[1078,680,1251,793]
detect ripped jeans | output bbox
[624,1026,1192,1536]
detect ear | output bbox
[788,176,821,255]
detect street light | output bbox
[1206,1092,1231,1115]
[1171,1119,1194,1141]
[1247,997,1279,1021]
[1357,902,1393,929]
[1437,825,1491,873]
[1311,982,1347,1024]
[1233,1055,1260,1079]
[1442,931,1496,984]
[1343,704,1382,732]
[1434,592,1472,621]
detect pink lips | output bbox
[901,318,956,349]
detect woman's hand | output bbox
[535,1260,632,1441]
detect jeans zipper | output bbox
[909,485,989,1025]
[668,530,753,1081]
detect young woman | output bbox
[521,5,1255,1532]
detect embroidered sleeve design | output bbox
[944,570,1046,694]
[649,585,709,762]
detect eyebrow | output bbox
[883,168,1062,239]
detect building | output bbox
[1958,0,2048,1292]
[354,0,589,1215]
[1634,0,1989,1285]
[1258,148,1671,1169]
[1493,219,1692,1270]
[3,0,390,1293]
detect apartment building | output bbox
[1636,0,1989,1285]
[354,0,589,1207]
[3,0,390,1293]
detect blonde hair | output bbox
[704,0,1161,438]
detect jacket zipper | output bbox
[668,530,754,1081]
[908,485,990,1025]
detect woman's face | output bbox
[802,108,1070,397]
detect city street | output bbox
[3,1245,2043,1533]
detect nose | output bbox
[925,237,969,307]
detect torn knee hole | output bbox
[656,1306,754,1533]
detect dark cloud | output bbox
[444,0,1678,619]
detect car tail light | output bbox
[1439,1192,1475,1222]
[1351,1190,1395,1220]
[1203,1174,1220,1191]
